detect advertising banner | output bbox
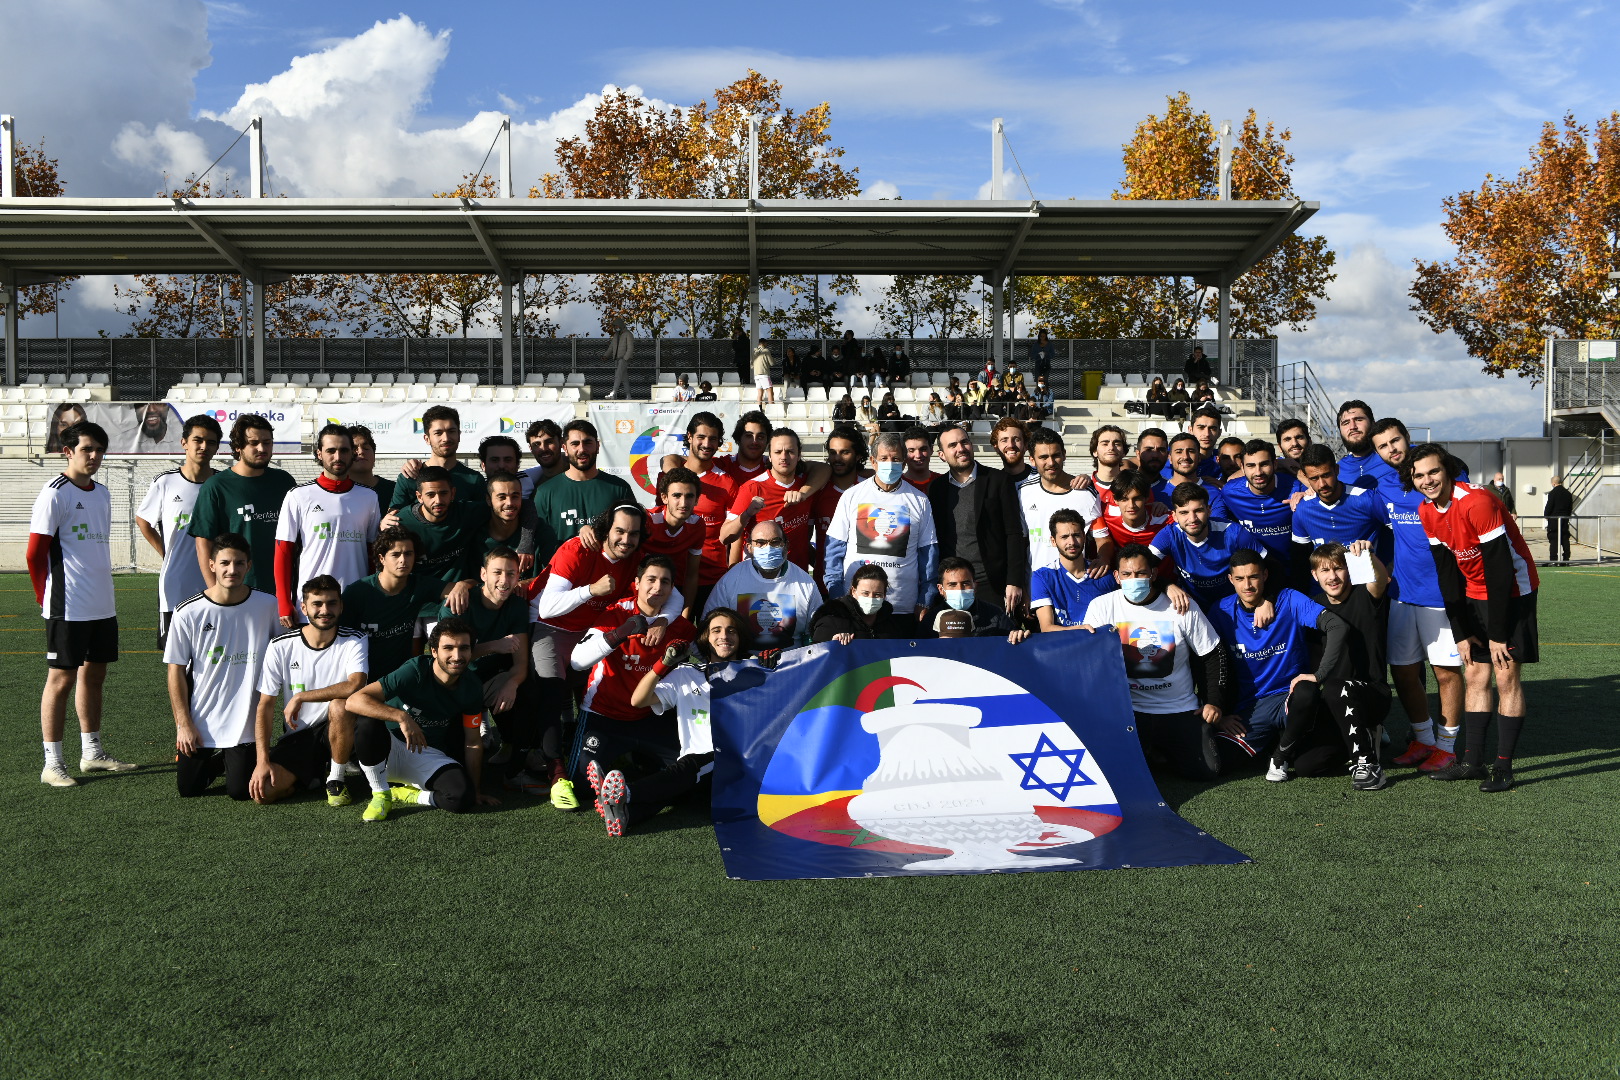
[710,632,1249,881]
[589,401,745,507]
[311,402,574,456]
[37,401,305,454]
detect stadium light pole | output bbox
[1216,119,1233,387]
[248,116,266,384]
[989,117,1006,368]
[2,114,14,385]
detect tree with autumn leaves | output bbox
[1412,113,1620,379]
[5,140,77,321]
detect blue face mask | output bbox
[874,460,904,485]
[752,544,786,572]
[945,588,975,611]
[1121,577,1154,603]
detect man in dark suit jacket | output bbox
[928,423,1030,614]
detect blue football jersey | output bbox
[1148,519,1268,608]
[1291,484,1389,549]
[1209,587,1320,709]
[1030,566,1119,627]
[1218,481,1295,561]
[1155,477,1227,521]
[1338,451,1399,492]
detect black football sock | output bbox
[1463,711,1492,767]
[1494,714,1525,763]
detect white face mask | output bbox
[854,594,885,615]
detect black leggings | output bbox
[353,715,473,813]
[1277,679,1392,772]
[490,678,554,771]
[571,710,681,787]
[1136,710,1223,781]
[176,744,255,799]
[627,752,714,825]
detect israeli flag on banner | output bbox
[709,632,1249,880]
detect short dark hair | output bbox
[1109,470,1155,503]
[1298,444,1338,472]
[1190,406,1223,428]
[482,545,520,567]
[770,427,802,454]
[637,553,675,578]
[1048,507,1086,536]
[429,616,474,649]
[1137,427,1168,446]
[314,423,352,451]
[851,564,890,590]
[211,532,252,559]
[1336,400,1373,425]
[686,410,725,438]
[1369,416,1410,443]
[563,418,599,442]
[1241,439,1275,461]
[182,414,223,441]
[477,435,522,462]
[1169,431,1199,451]
[591,502,646,543]
[826,425,868,460]
[734,410,772,441]
[301,574,342,599]
[1274,418,1310,442]
[421,405,461,432]
[1217,436,1247,454]
[416,465,453,489]
[525,418,562,441]
[372,526,417,562]
[938,556,976,580]
[1403,442,1464,491]
[229,414,273,453]
[1116,543,1160,571]
[902,425,932,447]
[658,466,701,499]
[1170,481,1210,509]
[485,469,522,492]
[934,423,968,448]
[346,424,376,451]
[1028,426,1064,452]
[1228,548,1267,573]
[59,421,109,452]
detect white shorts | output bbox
[754,373,773,390]
[1388,601,1461,668]
[385,734,461,788]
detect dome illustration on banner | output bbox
[628,426,662,494]
[757,657,1124,871]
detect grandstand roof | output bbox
[0,197,1317,282]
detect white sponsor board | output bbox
[41,402,306,453]
[310,402,574,455]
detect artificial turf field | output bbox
[0,570,1615,1080]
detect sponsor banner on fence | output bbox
[311,402,574,456]
[38,401,305,454]
[710,632,1249,881]
[589,401,746,507]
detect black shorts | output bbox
[177,743,255,800]
[45,617,118,670]
[1464,592,1539,665]
[268,720,333,790]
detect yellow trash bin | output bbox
[1081,370,1104,400]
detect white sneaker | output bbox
[80,753,137,773]
[1265,758,1291,783]
[41,763,78,787]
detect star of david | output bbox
[1009,734,1094,801]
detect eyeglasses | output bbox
[750,539,785,549]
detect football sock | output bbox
[417,791,437,808]
[1495,714,1525,762]
[1409,719,1435,747]
[1436,724,1460,754]
[80,731,103,758]
[360,762,389,795]
[1462,711,1491,767]
[43,741,64,768]
[327,759,346,783]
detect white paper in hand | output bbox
[1346,551,1375,585]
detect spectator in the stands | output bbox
[833,393,856,422]
[1184,344,1213,386]
[1032,377,1055,414]
[732,327,751,383]
[888,347,911,385]
[804,344,830,395]
[1193,382,1216,405]
[966,380,986,418]
[693,381,717,402]
[857,395,880,436]
[783,347,801,393]
[1167,379,1191,422]
[829,346,848,390]
[1031,328,1057,382]
[1146,377,1170,418]
[878,392,903,432]
[924,392,947,426]
[867,347,887,389]
[946,390,966,423]
[672,374,694,402]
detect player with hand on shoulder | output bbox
[249,576,370,806]
[165,533,283,799]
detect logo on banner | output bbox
[756,657,1123,871]
[629,426,663,494]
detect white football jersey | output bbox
[651,665,716,758]
[136,468,208,614]
[257,627,370,731]
[274,481,381,592]
[29,474,114,621]
[163,589,281,747]
[1019,476,1102,572]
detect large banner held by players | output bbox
[710,632,1249,881]
[590,401,744,507]
[313,402,573,455]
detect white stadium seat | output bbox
[700,371,719,386]
[717,387,742,401]
[460,374,479,385]
[807,387,827,402]
[472,386,493,401]
[494,387,515,402]
[330,373,353,385]
[564,373,586,387]
[655,374,676,386]
[537,387,560,402]
[544,373,565,387]
[407,384,429,401]
[721,373,741,385]
[559,387,581,402]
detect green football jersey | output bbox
[531,471,635,563]
[340,573,445,680]
[378,654,485,756]
[187,466,298,594]
[389,461,486,511]
[435,592,529,681]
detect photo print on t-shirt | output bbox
[855,502,911,556]
[1121,621,1177,680]
[738,592,797,646]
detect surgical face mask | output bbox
[1121,578,1154,603]
[874,460,904,485]
[944,588,975,611]
[855,594,886,615]
[751,544,786,572]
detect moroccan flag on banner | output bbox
[709,632,1249,880]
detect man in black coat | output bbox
[927,423,1030,614]
[1544,474,1573,565]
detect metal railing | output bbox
[1536,515,1619,564]
[1550,339,1620,414]
[1244,359,1335,444]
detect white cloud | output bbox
[976,168,1022,200]
[864,179,901,200]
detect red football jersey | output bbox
[728,469,813,570]
[812,475,866,578]
[717,453,768,484]
[1419,481,1539,600]
[580,598,695,722]
[639,509,704,590]
[1090,506,1172,549]
[659,463,738,587]
[903,470,940,494]
[528,537,640,633]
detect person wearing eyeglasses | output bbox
[702,518,822,653]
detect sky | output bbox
[8,0,1616,437]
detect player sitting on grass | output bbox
[595,607,747,838]
[165,532,282,800]
[249,576,370,806]
[344,617,498,822]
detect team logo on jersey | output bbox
[237,503,255,519]
[173,512,191,530]
[290,661,300,670]
[628,426,663,494]
[208,645,225,664]
[70,523,88,540]
[361,623,378,633]
[854,503,911,556]
[173,495,183,501]
[202,621,214,633]
[312,503,324,512]
[756,657,1122,871]
[312,522,333,540]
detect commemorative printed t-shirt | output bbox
[702,560,823,649]
[826,476,936,611]
[1081,590,1220,713]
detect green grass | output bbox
[1,569,1617,1080]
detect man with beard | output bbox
[705,518,822,651]
[1018,427,1103,573]
[723,429,816,571]
[1290,444,1392,586]
[189,415,297,595]
[1088,425,1131,510]
[521,419,565,499]
[992,417,1034,486]
[531,420,635,563]
[389,405,486,510]
[1159,432,1227,518]
[1217,440,1296,565]
[1335,400,1397,491]
[1133,428,1170,479]
[274,424,381,627]
[131,402,181,452]
[812,426,871,582]
[929,423,1026,613]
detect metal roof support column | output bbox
[499,118,512,199]
[1,269,16,386]
[990,278,1004,367]
[500,277,513,384]
[747,114,760,347]
[251,273,265,385]
[516,275,526,381]
[249,117,264,198]
[1217,276,1231,390]
[1,115,14,198]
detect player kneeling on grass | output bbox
[589,607,747,838]
[344,618,499,822]
[568,556,697,807]
[248,576,370,806]
[166,533,283,799]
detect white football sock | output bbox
[80,731,104,758]
[360,762,389,795]
[43,741,64,768]
[417,791,437,808]
[327,759,346,783]
[1409,720,1435,747]
[1436,724,1460,753]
